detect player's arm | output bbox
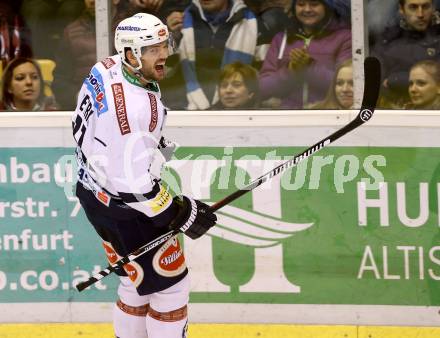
[111,113,216,239]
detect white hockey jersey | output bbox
[73,55,173,218]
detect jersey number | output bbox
[72,115,86,147]
[73,95,94,147]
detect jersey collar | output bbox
[122,66,159,93]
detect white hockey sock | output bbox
[146,314,188,338]
[113,304,148,338]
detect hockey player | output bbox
[72,13,217,338]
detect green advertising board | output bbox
[1,145,439,313]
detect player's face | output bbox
[409,66,440,108]
[138,40,169,81]
[8,62,41,107]
[400,0,433,31]
[199,0,229,13]
[219,72,253,108]
[334,65,353,109]
[295,0,326,29]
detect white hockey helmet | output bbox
[115,13,169,70]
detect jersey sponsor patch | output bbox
[102,240,122,264]
[112,83,131,135]
[123,261,144,287]
[97,191,110,206]
[86,67,109,115]
[102,240,144,287]
[145,185,171,215]
[148,93,158,132]
[101,57,116,69]
[152,236,186,277]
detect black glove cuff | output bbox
[178,197,197,233]
[169,196,195,232]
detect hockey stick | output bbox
[76,56,381,292]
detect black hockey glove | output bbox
[169,196,217,239]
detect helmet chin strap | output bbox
[123,61,156,85]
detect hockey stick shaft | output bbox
[76,57,381,292]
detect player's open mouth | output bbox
[155,64,165,76]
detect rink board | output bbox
[1,111,440,326]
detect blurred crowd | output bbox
[0,0,440,112]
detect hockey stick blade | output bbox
[76,56,381,292]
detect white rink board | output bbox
[1,110,440,148]
[1,110,440,325]
[0,303,440,326]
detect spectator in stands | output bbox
[159,0,190,32]
[372,0,440,108]
[20,0,85,59]
[211,61,260,109]
[308,59,353,109]
[51,0,128,110]
[0,57,57,111]
[161,0,264,110]
[0,1,32,68]
[406,60,440,109]
[367,0,400,45]
[244,0,290,46]
[123,0,167,17]
[367,0,440,43]
[258,0,352,109]
[129,0,164,13]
